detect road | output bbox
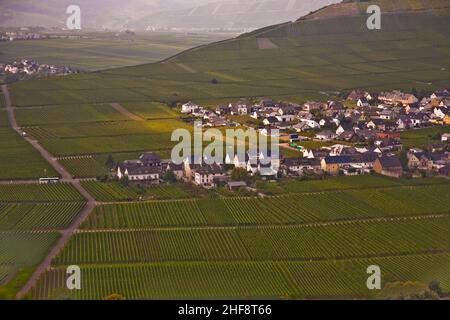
[1,84,97,299]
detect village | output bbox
[114,88,450,190]
[0,59,79,81]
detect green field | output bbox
[81,183,450,229]
[0,110,57,180]
[3,0,450,300]
[80,181,201,202]
[0,181,85,296]
[30,254,450,299]
[0,32,235,72]
[0,183,83,202]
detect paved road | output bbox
[110,102,145,122]
[1,84,97,299]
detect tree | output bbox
[105,154,115,170]
[211,78,219,84]
[119,175,129,187]
[163,170,177,183]
[231,167,249,181]
[428,280,443,297]
[379,281,439,300]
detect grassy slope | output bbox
[0,32,234,71]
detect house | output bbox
[259,127,280,137]
[321,156,353,175]
[230,103,249,115]
[283,158,321,175]
[205,117,227,127]
[357,97,370,108]
[193,164,226,188]
[181,101,199,113]
[276,114,297,123]
[117,152,162,182]
[263,116,279,126]
[315,130,337,141]
[117,163,161,182]
[439,165,450,177]
[336,122,354,135]
[165,162,184,180]
[378,90,418,106]
[442,133,450,142]
[444,114,450,125]
[347,89,369,101]
[373,156,403,178]
[302,101,325,112]
[227,181,247,191]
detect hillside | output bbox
[10,0,450,107]
[131,0,341,31]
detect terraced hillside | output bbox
[3,0,450,300]
[31,178,450,299]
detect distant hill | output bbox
[97,0,450,103]
[12,0,450,107]
[0,0,210,29]
[131,0,342,31]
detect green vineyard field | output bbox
[32,253,450,299]
[0,202,85,231]
[0,183,84,202]
[56,217,450,264]
[82,184,450,229]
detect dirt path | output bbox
[110,102,145,122]
[1,84,97,299]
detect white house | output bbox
[442,133,450,142]
[181,101,199,113]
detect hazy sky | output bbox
[0,0,342,29]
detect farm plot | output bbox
[236,217,450,260]
[0,183,84,202]
[223,184,450,225]
[121,102,180,120]
[15,104,129,126]
[0,202,85,231]
[82,200,215,229]
[256,175,448,195]
[0,127,57,180]
[0,231,60,267]
[80,181,193,202]
[54,229,250,265]
[33,253,450,300]
[56,216,450,265]
[81,184,450,229]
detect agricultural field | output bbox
[80,181,197,202]
[81,183,450,229]
[0,202,85,231]
[256,175,450,195]
[401,127,450,149]
[0,183,83,202]
[0,181,85,296]
[0,32,235,72]
[0,126,58,180]
[32,253,450,300]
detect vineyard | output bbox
[0,127,57,180]
[0,202,85,231]
[81,184,450,229]
[81,181,193,202]
[256,175,449,195]
[0,183,84,202]
[32,253,450,299]
[0,231,60,267]
[55,217,450,265]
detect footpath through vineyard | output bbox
[1,84,97,299]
